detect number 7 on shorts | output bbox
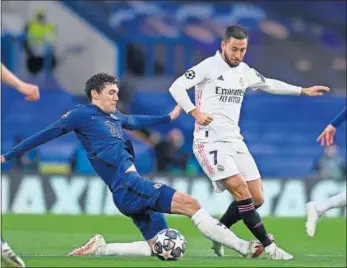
[209,150,218,165]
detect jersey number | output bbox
[209,150,218,165]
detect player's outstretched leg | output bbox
[117,171,265,258]
[95,241,152,256]
[1,237,26,267]
[306,192,346,237]
[169,191,263,258]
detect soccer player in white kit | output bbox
[306,105,346,237]
[169,25,330,260]
[1,63,39,267]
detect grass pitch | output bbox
[2,214,346,267]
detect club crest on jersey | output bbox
[153,183,162,189]
[184,69,195,80]
[239,77,245,87]
[105,120,122,138]
[217,164,224,172]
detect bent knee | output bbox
[253,196,264,208]
[171,191,201,216]
[226,178,250,200]
[178,192,201,210]
[188,196,201,211]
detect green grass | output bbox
[2,214,346,267]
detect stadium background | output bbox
[1,1,346,267]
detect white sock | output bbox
[191,208,249,256]
[315,192,347,215]
[95,241,152,256]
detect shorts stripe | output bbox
[197,143,214,176]
[195,90,202,133]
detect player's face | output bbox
[221,37,248,67]
[96,83,119,114]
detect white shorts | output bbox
[193,141,261,193]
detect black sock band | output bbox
[237,198,272,247]
[220,200,261,228]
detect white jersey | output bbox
[169,51,302,142]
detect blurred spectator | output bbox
[126,44,145,75]
[185,155,204,177]
[23,10,57,75]
[126,44,164,76]
[124,128,160,147]
[117,80,134,114]
[71,144,96,175]
[13,136,38,172]
[154,128,189,174]
[314,145,346,181]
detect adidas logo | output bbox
[217,75,224,81]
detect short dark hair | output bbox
[223,25,248,41]
[85,73,119,101]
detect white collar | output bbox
[214,50,244,72]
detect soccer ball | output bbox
[152,228,187,261]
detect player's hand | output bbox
[17,82,40,101]
[1,155,6,163]
[301,86,330,97]
[169,105,182,120]
[317,124,336,146]
[190,109,214,126]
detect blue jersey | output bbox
[330,105,346,128]
[4,104,171,188]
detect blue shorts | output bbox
[112,172,176,240]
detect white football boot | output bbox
[264,243,293,260]
[212,233,274,258]
[212,241,224,257]
[1,242,26,267]
[67,234,106,256]
[305,201,322,237]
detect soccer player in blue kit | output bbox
[2,73,264,259]
[306,105,346,237]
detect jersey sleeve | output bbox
[169,59,210,113]
[3,109,82,161]
[330,106,346,127]
[173,59,210,90]
[3,121,64,161]
[246,67,302,95]
[120,113,171,130]
[58,109,83,133]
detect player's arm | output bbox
[168,60,213,125]
[330,105,346,128]
[1,63,40,101]
[1,110,80,162]
[120,106,181,130]
[317,106,346,146]
[247,68,329,96]
[1,121,65,162]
